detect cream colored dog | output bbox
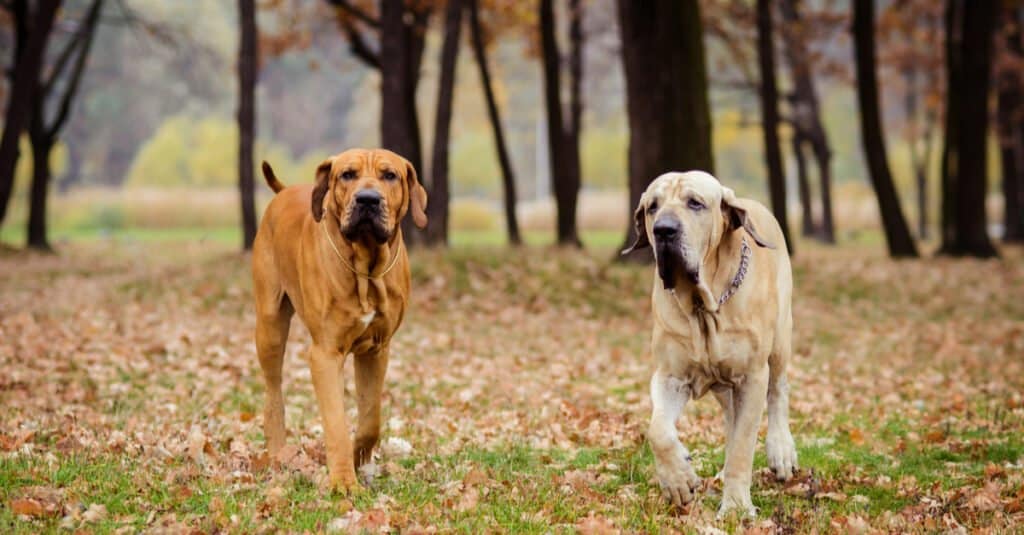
[623,171,797,517]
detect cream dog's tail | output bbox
[261,161,286,193]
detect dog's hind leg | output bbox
[712,387,736,480]
[255,294,293,457]
[765,329,797,481]
[353,345,389,477]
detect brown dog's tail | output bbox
[262,161,286,193]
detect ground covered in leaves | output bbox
[1,241,1023,533]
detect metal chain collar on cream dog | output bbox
[320,219,403,280]
[693,236,752,313]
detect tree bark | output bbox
[238,0,258,251]
[27,135,52,251]
[380,0,429,245]
[939,0,997,256]
[791,132,815,236]
[425,0,464,246]
[539,0,581,246]
[0,0,61,227]
[757,0,793,253]
[469,0,520,245]
[998,5,1024,242]
[617,0,713,261]
[780,0,834,243]
[852,0,919,257]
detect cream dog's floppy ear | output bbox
[621,199,650,255]
[721,187,775,249]
[311,158,334,222]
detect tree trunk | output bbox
[852,0,919,258]
[425,0,464,246]
[238,0,258,251]
[539,0,581,246]
[616,0,713,261]
[757,0,793,253]
[0,0,61,227]
[939,0,997,256]
[903,67,930,240]
[780,0,834,244]
[26,135,52,251]
[469,0,521,245]
[792,134,815,236]
[999,5,1024,242]
[563,0,584,246]
[381,0,429,245]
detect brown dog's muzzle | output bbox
[342,188,391,243]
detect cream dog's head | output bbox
[623,171,773,301]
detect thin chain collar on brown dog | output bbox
[320,219,403,280]
[693,236,752,313]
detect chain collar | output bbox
[693,236,751,313]
[320,219,403,280]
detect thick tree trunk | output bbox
[0,0,61,227]
[539,0,580,246]
[381,0,429,244]
[757,0,793,253]
[469,0,520,245]
[780,0,834,244]
[939,0,997,256]
[616,0,713,261]
[852,0,919,258]
[792,134,815,236]
[27,134,53,251]
[238,0,258,251]
[425,0,463,246]
[999,6,1024,242]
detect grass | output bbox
[1,237,1022,532]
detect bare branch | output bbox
[325,0,379,28]
[46,0,103,139]
[340,17,380,69]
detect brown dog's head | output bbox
[622,171,773,296]
[311,148,427,244]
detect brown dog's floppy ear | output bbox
[721,187,775,249]
[311,158,333,222]
[405,161,428,228]
[621,201,650,255]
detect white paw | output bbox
[766,429,798,481]
[655,461,702,507]
[717,493,757,519]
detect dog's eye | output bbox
[381,171,397,181]
[687,198,705,211]
[647,201,659,214]
[341,170,356,180]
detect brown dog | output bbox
[252,148,427,491]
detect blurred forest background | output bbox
[0,0,1020,255]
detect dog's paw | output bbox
[717,493,757,519]
[656,464,702,507]
[766,429,798,481]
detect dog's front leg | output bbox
[718,365,768,518]
[353,344,389,478]
[648,369,701,507]
[309,344,359,491]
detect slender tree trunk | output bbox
[903,67,930,240]
[381,0,429,244]
[792,134,815,236]
[852,0,919,257]
[780,0,834,244]
[0,0,61,227]
[238,0,258,251]
[469,0,520,245]
[539,0,581,246]
[757,0,793,252]
[26,134,52,251]
[563,0,584,246]
[617,0,713,261]
[939,0,997,256]
[999,5,1024,242]
[425,0,464,246]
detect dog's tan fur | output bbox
[252,148,426,491]
[624,171,797,516]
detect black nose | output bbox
[653,217,681,240]
[354,189,382,207]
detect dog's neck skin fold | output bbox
[318,213,400,314]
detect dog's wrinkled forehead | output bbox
[333,149,404,177]
[645,170,724,204]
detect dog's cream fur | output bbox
[624,171,797,516]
